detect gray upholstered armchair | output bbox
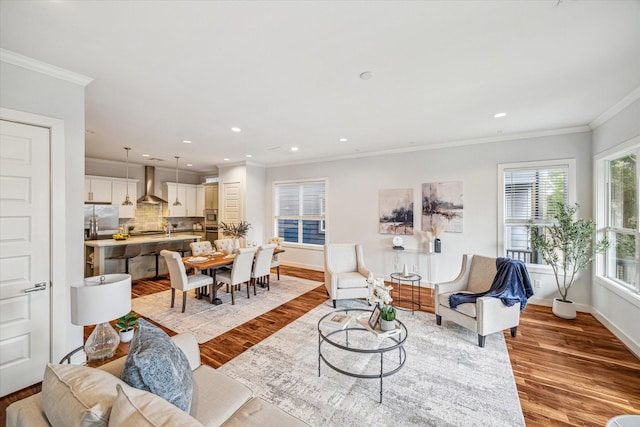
[435,254,521,347]
[324,243,372,308]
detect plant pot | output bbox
[552,298,576,319]
[119,328,135,343]
[380,319,396,331]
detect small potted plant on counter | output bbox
[115,312,138,343]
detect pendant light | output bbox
[173,156,182,206]
[122,147,133,206]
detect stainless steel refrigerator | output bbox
[84,204,119,239]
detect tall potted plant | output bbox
[219,221,251,251]
[527,202,609,319]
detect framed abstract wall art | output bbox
[421,181,463,234]
[379,188,414,235]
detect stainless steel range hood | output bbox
[137,166,168,204]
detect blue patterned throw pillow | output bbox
[121,319,193,412]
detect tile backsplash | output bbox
[119,204,203,232]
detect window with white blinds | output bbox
[274,180,326,246]
[499,159,574,265]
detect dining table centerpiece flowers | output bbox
[367,275,396,331]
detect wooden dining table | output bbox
[182,247,284,305]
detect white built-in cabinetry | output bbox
[163,183,205,217]
[111,180,138,218]
[84,177,112,203]
[84,175,139,218]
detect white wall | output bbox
[245,163,266,245]
[266,131,593,302]
[591,98,640,356]
[0,61,87,362]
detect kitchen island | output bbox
[85,234,201,278]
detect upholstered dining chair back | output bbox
[267,237,284,279]
[160,249,213,313]
[214,238,236,254]
[190,240,213,256]
[252,244,276,289]
[215,247,257,305]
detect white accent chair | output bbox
[435,254,521,347]
[190,240,213,256]
[214,238,236,254]
[161,250,213,313]
[324,243,372,308]
[252,244,277,291]
[215,247,257,305]
[268,237,284,280]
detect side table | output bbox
[390,272,422,313]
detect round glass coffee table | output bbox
[317,308,407,403]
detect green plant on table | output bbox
[367,276,396,321]
[380,305,396,321]
[115,312,138,331]
[527,202,609,302]
[219,221,252,239]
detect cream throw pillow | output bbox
[108,384,203,427]
[42,363,125,427]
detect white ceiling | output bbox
[1,1,639,172]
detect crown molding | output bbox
[268,125,592,168]
[590,85,640,130]
[0,48,93,87]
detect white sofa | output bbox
[6,333,308,427]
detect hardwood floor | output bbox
[2,266,638,426]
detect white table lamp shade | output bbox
[71,274,131,326]
[70,274,131,362]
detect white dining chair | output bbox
[161,250,213,313]
[251,244,277,291]
[214,238,236,254]
[190,240,213,256]
[215,247,257,305]
[268,236,284,280]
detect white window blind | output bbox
[274,180,326,245]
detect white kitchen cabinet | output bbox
[163,183,187,217]
[163,183,204,217]
[111,179,138,218]
[196,185,205,217]
[85,176,112,203]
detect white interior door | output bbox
[222,181,242,228]
[0,120,51,397]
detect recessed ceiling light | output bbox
[339,138,348,142]
[142,154,150,157]
[186,163,193,167]
[223,158,230,161]
[291,146,299,152]
[231,127,242,132]
[182,140,192,144]
[359,71,374,80]
[494,112,507,118]
[245,154,252,158]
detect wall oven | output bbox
[204,209,218,225]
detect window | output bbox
[597,146,639,292]
[498,159,576,266]
[274,179,326,246]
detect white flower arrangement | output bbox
[367,275,396,321]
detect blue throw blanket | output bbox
[449,257,534,311]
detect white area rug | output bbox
[219,300,525,427]
[132,275,321,343]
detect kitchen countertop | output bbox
[85,233,200,247]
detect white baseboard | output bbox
[280,261,323,272]
[591,307,640,358]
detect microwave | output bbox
[204,209,218,225]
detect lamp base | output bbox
[85,322,120,362]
